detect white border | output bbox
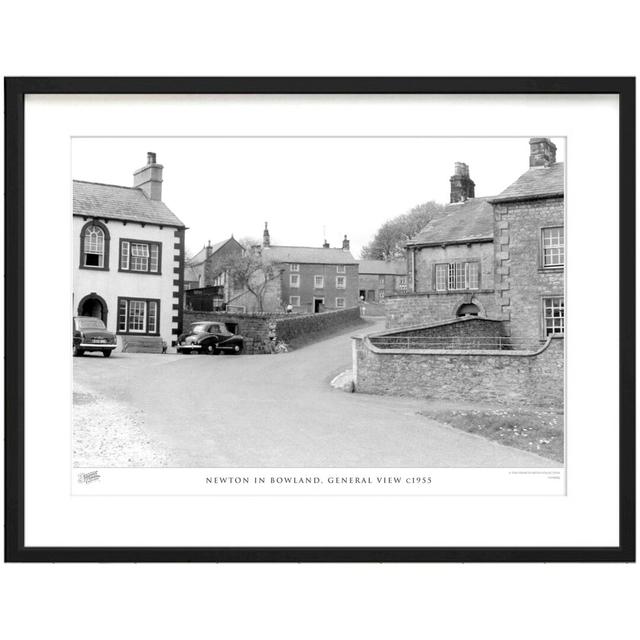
[24,94,619,547]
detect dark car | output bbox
[73,316,117,357]
[177,321,244,355]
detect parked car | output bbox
[73,316,117,357]
[177,321,244,355]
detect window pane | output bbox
[467,262,479,289]
[542,227,564,266]
[118,299,127,332]
[149,244,159,272]
[435,264,447,291]
[128,300,146,332]
[148,301,157,333]
[130,243,150,271]
[121,240,130,270]
[543,297,565,335]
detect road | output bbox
[74,321,559,467]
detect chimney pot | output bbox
[342,234,350,251]
[147,152,156,165]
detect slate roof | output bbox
[490,162,564,202]
[73,180,185,227]
[406,197,495,247]
[263,245,358,265]
[190,237,235,265]
[358,260,406,275]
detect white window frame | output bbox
[435,261,480,291]
[120,240,160,274]
[290,263,300,272]
[336,275,346,289]
[289,296,300,306]
[542,296,565,337]
[335,297,345,308]
[336,264,346,274]
[314,275,324,289]
[541,226,565,268]
[289,273,300,288]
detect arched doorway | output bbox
[77,293,108,325]
[456,303,480,317]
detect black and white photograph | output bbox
[72,135,565,474]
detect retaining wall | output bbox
[353,332,564,407]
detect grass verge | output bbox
[419,405,564,462]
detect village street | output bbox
[73,320,558,468]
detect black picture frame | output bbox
[4,77,635,563]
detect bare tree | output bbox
[223,243,282,312]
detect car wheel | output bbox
[102,350,112,358]
[232,344,243,354]
[203,343,216,355]
[73,347,84,357]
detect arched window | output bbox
[80,221,110,270]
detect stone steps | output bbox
[121,335,164,354]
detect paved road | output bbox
[74,321,558,467]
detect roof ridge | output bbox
[74,179,140,191]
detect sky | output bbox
[72,137,565,259]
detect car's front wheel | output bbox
[102,350,112,358]
[73,346,84,357]
[232,344,243,354]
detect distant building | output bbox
[357,260,407,302]
[228,224,359,313]
[184,237,245,311]
[73,153,186,351]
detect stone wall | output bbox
[369,316,510,350]
[384,291,500,329]
[493,196,564,342]
[275,306,362,347]
[183,306,361,354]
[353,333,564,407]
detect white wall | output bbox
[72,216,180,348]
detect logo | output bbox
[77,470,101,484]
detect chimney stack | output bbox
[133,152,163,201]
[262,222,270,247]
[529,137,557,167]
[323,239,330,248]
[342,234,350,251]
[449,162,475,203]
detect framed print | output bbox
[4,77,635,562]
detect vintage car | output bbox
[177,321,244,355]
[73,316,117,357]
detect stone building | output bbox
[73,153,186,352]
[357,260,407,302]
[387,138,564,343]
[489,138,564,342]
[258,224,359,313]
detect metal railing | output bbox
[369,335,536,351]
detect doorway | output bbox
[313,297,324,313]
[78,293,108,324]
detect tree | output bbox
[361,200,446,260]
[222,242,282,312]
